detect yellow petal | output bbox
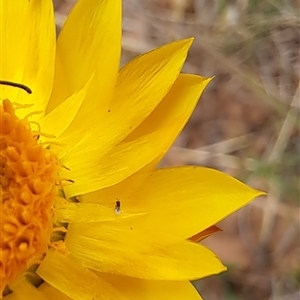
[80,163,154,204]
[61,124,173,197]
[65,221,226,280]
[39,89,85,142]
[37,250,129,300]
[108,38,194,135]
[80,166,263,242]
[125,166,264,241]
[189,225,222,242]
[56,200,146,223]
[98,273,203,300]
[0,0,55,118]
[54,38,194,157]
[61,74,210,197]
[7,279,48,300]
[48,0,121,119]
[39,283,72,300]
[80,74,210,203]
[123,74,212,156]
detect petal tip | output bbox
[182,36,194,48]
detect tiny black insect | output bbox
[0,80,32,94]
[115,199,121,215]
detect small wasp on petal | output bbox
[115,199,121,215]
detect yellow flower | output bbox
[0,0,263,299]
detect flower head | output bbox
[0,0,263,299]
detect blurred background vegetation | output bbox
[54,1,300,299]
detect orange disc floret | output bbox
[0,100,58,294]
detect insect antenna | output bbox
[0,80,32,94]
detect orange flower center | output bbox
[0,100,58,295]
